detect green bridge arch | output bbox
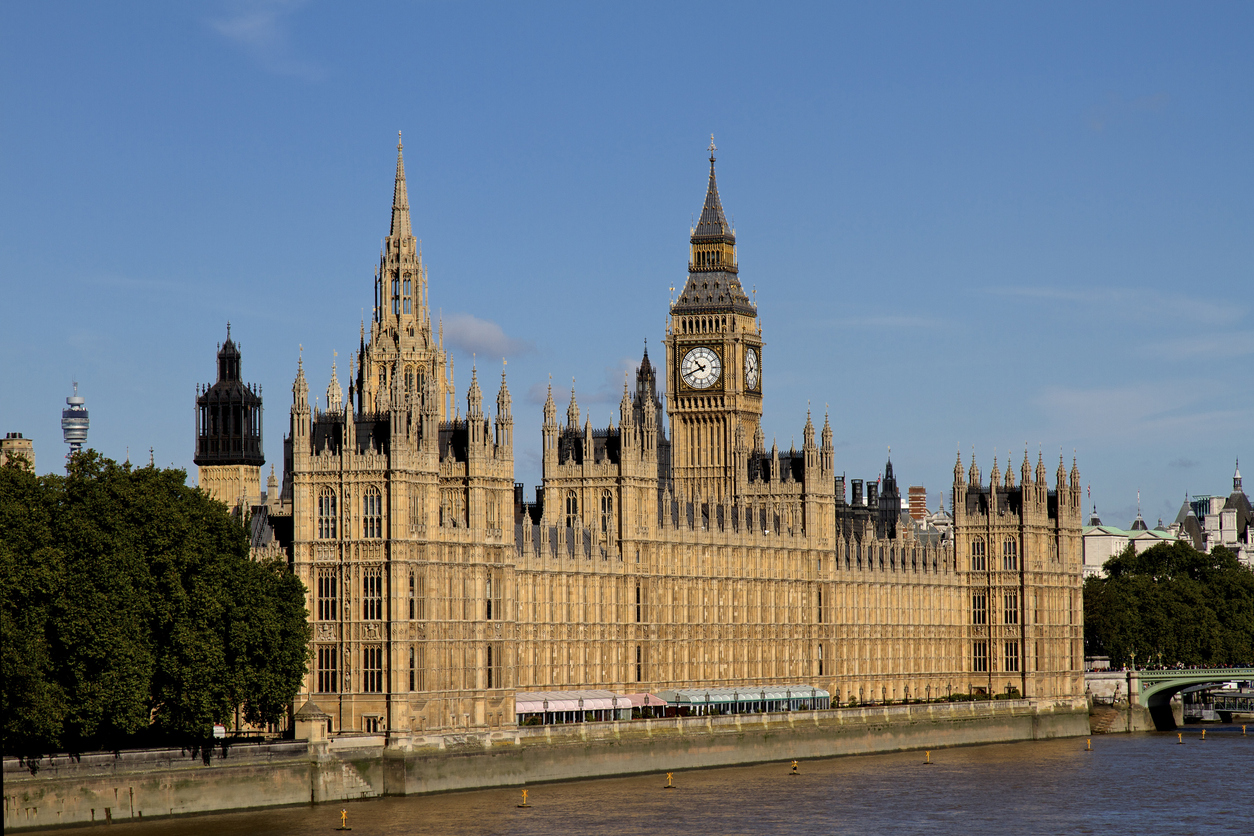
[1130,668,1254,730]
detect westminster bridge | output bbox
[1128,667,1254,730]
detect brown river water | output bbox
[36,726,1254,836]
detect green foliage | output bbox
[1084,540,1254,667]
[0,452,310,759]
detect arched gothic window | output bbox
[600,490,613,535]
[318,489,337,539]
[565,490,578,528]
[1003,538,1018,571]
[971,538,986,571]
[362,488,382,538]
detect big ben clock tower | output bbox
[665,139,763,502]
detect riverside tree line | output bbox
[1083,540,1254,668]
[1,452,310,761]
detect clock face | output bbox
[681,346,722,389]
[745,348,760,390]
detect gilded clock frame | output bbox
[675,343,725,393]
[744,345,763,394]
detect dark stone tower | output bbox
[195,324,264,508]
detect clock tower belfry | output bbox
[665,139,763,503]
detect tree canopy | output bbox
[1084,540,1254,668]
[1,452,310,760]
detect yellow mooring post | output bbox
[1243,725,1247,736]
[664,772,675,789]
[1177,733,1184,744]
[517,789,531,808]
[1202,728,1207,740]
[336,808,351,831]
[1086,739,1092,752]
[790,760,799,776]
[924,751,932,765]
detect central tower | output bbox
[664,140,763,502]
[357,133,452,418]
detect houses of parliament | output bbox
[194,137,1085,735]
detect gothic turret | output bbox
[196,325,265,510]
[196,325,264,468]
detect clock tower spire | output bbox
[665,139,763,502]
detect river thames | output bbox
[37,727,1253,836]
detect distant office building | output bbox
[907,485,928,522]
[1,432,34,471]
[1081,506,1177,578]
[1166,462,1252,566]
[61,383,89,461]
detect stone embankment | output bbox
[5,697,1087,832]
[1084,670,1183,733]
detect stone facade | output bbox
[1,432,34,471]
[281,137,1086,735]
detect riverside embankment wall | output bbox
[4,697,1088,831]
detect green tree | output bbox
[0,457,67,757]
[1084,540,1254,667]
[0,452,310,759]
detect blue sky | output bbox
[2,1,1250,526]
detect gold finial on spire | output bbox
[708,134,716,160]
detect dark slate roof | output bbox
[672,271,755,314]
[693,156,733,242]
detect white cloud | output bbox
[990,286,1243,327]
[1142,331,1254,360]
[209,0,322,80]
[1034,383,1253,440]
[443,313,534,359]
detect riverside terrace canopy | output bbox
[655,686,831,715]
[514,690,669,724]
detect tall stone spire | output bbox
[543,379,557,426]
[693,136,733,244]
[567,384,580,430]
[497,367,512,418]
[293,351,308,406]
[326,359,342,411]
[467,364,483,417]
[391,132,412,240]
[672,137,753,314]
